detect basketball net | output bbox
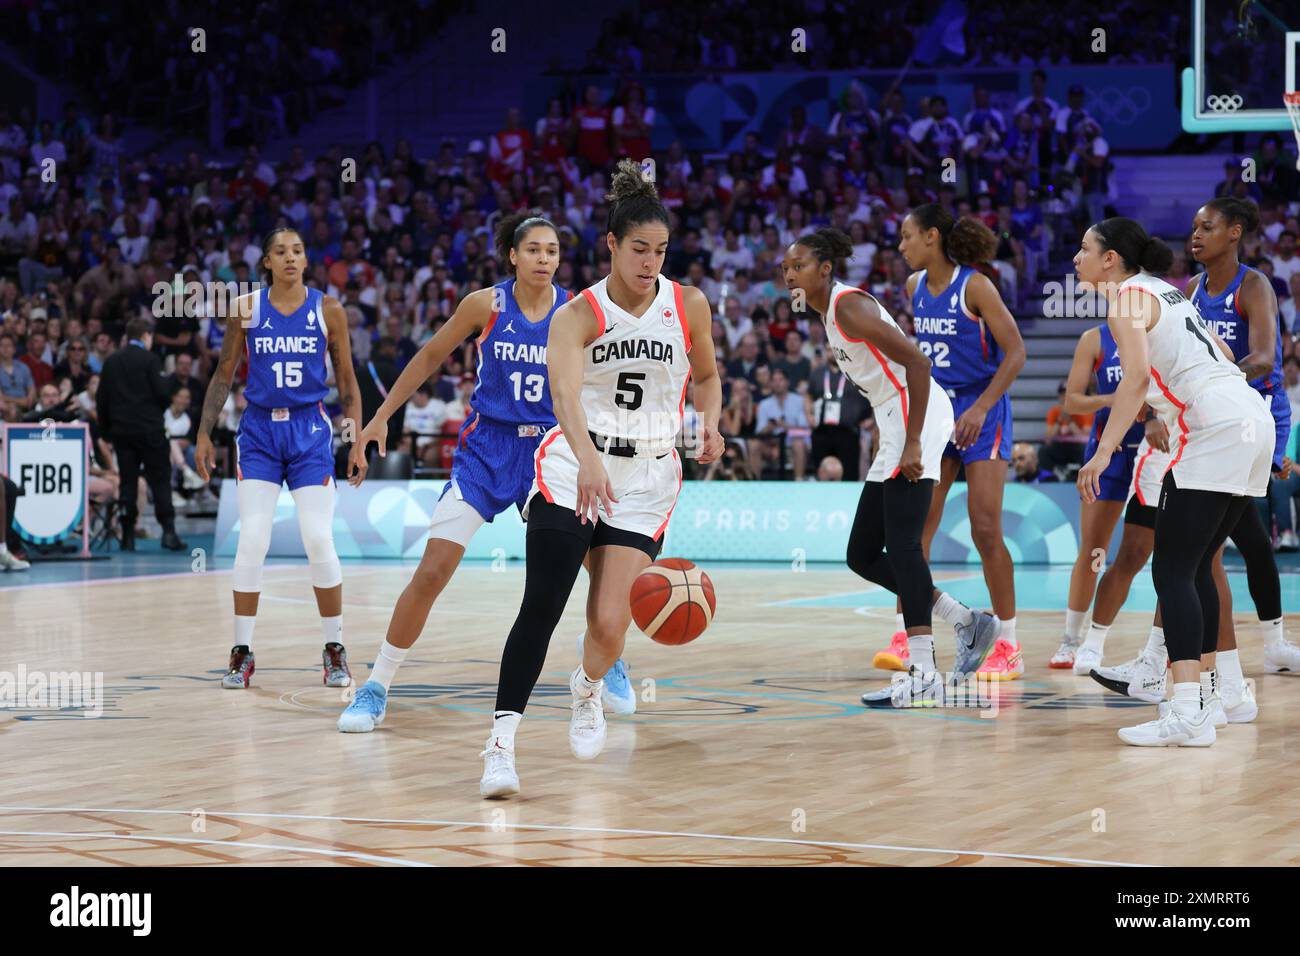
[1286,92,1300,171]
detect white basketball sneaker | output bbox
[1049,636,1079,669]
[1118,705,1217,747]
[1072,645,1103,677]
[1263,638,1300,675]
[569,667,607,760]
[1159,693,1227,728]
[479,735,520,798]
[1220,680,1259,723]
[1090,651,1167,703]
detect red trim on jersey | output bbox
[458,411,481,449]
[1133,444,1156,505]
[1148,367,1189,473]
[672,281,691,352]
[581,288,606,338]
[652,449,684,541]
[477,310,499,346]
[534,428,562,503]
[990,420,1003,460]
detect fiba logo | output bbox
[661,307,675,327]
[1206,94,1244,113]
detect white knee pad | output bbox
[428,485,487,548]
[292,483,341,588]
[233,479,281,592]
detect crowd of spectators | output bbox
[2,0,460,147]
[585,0,1186,74]
[2,65,1300,555]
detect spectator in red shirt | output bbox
[327,237,377,290]
[613,84,654,161]
[488,108,534,187]
[571,85,612,171]
[18,329,54,389]
[535,97,568,168]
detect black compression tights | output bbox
[846,477,936,630]
[494,525,589,714]
[1227,500,1282,621]
[1151,472,1250,664]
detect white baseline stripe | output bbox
[0,806,1148,867]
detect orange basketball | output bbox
[630,558,716,645]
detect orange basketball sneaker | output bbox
[872,631,910,671]
[977,638,1025,681]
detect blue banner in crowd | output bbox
[215,480,1105,565]
[532,65,1178,153]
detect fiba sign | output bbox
[2,423,90,549]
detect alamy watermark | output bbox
[0,665,104,718]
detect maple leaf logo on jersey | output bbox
[661,307,675,328]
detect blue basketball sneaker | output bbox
[575,633,636,716]
[337,680,387,733]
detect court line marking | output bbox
[0,565,396,593]
[0,806,1148,867]
[0,829,433,866]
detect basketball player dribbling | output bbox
[479,160,724,798]
[874,205,1026,681]
[1076,217,1274,746]
[1050,323,1144,674]
[335,212,637,730]
[783,228,999,709]
[195,227,363,689]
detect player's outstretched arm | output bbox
[194,297,249,482]
[349,288,492,471]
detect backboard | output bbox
[1183,0,1299,131]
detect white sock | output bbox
[1216,649,1243,695]
[1171,681,1201,718]
[322,615,342,646]
[491,711,522,746]
[894,612,906,634]
[997,616,1017,646]
[1144,626,1166,660]
[0,542,9,556]
[575,665,602,695]
[1261,616,1284,649]
[1064,608,1087,641]
[933,592,974,628]
[370,640,409,691]
[1200,670,1217,701]
[907,635,937,674]
[234,615,256,649]
[1082,622,1109,654]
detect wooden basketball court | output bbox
[3,562,1299,867]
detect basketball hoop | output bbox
[1286,92,1300,171]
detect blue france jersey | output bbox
[243,286,330,409]
[1190,264,1284,396]
[1091,323,1144,444]
[469,279,571,426]
[911,264,1002,391]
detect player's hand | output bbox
[1077,447,1111,504]
[953,402,988,451]
[1278,456,1294,480]
[1144,417,1170,453]
[194,432,216,482]
[576,454,617,525]
[898,437,924,482]
[696,422,725,464]
[347,419,386,487]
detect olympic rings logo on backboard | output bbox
[1206,94,1245,112]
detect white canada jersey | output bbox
[1119,272,1248,427]
[579,275,693,444]
[824,281,907,409]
